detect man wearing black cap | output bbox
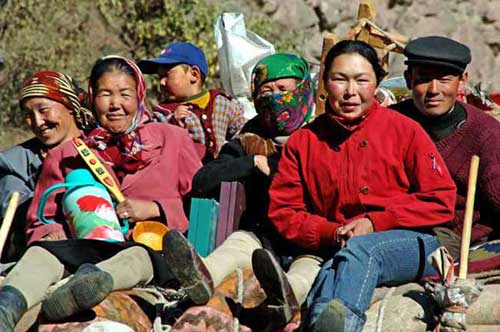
[391,36,500,259]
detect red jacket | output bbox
[268,102,457,250]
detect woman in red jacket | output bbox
[260,40,457,331]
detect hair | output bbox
[89,57,136,97]
[179,63,206,84]
[323,40,384,85]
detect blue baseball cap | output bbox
[137,42,209,77]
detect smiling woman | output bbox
[0,71,94,260]
[322,40,383,122]
[90,57,139,134]
[0,56,204,329]
[263,41,457,332]
[26,55,202,243]
[93,72,138,134]
[22,97,79,148]
[20,71,94,149]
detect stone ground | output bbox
[0,128,33,151]
[226,0,500,89]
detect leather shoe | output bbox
[252,249,300,326]
[162,230,214,304]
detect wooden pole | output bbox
[315,32,337,116]
[458,155,480,279]
[0,192,20,258]
[358,0,376,21]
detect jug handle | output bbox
[37,183,69,225]
[120,217,129,235]
[37,182,92,225]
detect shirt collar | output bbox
[326,101,378,132]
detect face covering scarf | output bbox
[254,76,314,136]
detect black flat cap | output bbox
[404,36,471,72]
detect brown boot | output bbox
[162,230,214,304]
[252,249,300,327]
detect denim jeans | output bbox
[307,230,441,331]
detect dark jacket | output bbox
[0,137,43,261]
[191,117,281,233]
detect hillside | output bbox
[0,0,498,148]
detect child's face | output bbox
[158,64,196,102]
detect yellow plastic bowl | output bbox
[132,221,169,251]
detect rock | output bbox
[484,1,500,23]
[364,283,500,332]
[261,0,319,29]
[239,0,500,89]
[364,284,436,332]
[467,284,500,325]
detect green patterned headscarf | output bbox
[251,53,314,136]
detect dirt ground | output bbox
[0,127,33,151]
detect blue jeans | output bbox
[307,230,441,331]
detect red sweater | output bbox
[392,100,500,243]
[268,102,457,250]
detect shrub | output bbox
[97,0,301,101]
[0,0,300,135]
[0,0,114,129]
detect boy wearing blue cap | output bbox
[138,42,245,162]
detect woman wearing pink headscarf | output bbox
[26,55,202,243]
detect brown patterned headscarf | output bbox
[20,70,95,130]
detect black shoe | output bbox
[162,230,213,304]
[0,285,27,332]
[42,263,113,321]
[252,249,300,326]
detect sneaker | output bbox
[162,230,214,304]
[313,299,346,332]
[313,299,366,332]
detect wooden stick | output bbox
[0,192,20,258]
[358,0,376,21]
[315,32,337,116]
[458,155,480,279]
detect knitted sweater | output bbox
[153,89,245,161]
[392,100,500,243]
